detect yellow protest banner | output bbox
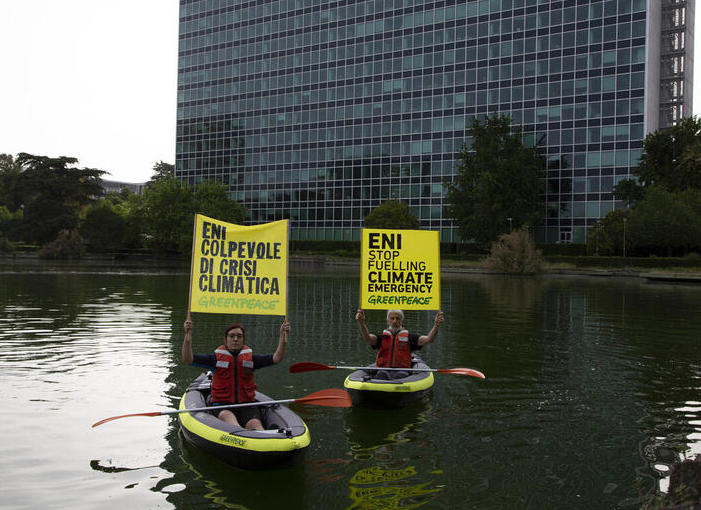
[360,228,440,310]
[188,215,288,316]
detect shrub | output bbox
[0,237,14,253]
[484,228,543,274]
[80,201,127,252]
[364,200,420,229]
[38,230,86,260]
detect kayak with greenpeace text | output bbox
[178,373,310,470]
[343,356,434,409]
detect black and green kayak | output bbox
[343,357,434,409]
[178,373,310,470]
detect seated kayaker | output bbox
[182,317,290,430]
[354,308,443,380]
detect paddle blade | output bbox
[294,389,352,407]
[92,411,162,428]
[437,368,486,379]
[289,362,337,373]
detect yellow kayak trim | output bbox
[177,395,311,452]
[343,372,434,393]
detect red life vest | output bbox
[210,345,257,403]
[376,329,412,368]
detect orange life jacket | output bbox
[376,329,412,368]
[210,345,257,403]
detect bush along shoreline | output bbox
[2,248,701,281]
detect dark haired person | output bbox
[354,308,443,379]
[182,317,290,430]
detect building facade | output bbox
[100,179,146,195]
[175,0,694,243]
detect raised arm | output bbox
[272,318,290,364]
[182,317,194,364]
[417,311,444,346]
[355,308,378,347]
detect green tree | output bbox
[147,161,175,187]
[633,116,701,191]
[627,186,701,256]
[104,188,134,205]
[614,116,701,204]
[192,181,246,224]
[114,191,147,251]
[445,115,546,245]
[80,201,127,253]
[140,177,245,254]
[585,209,630,256]
[0,205,15,222]
[364,200,420,229]
[141,177,194,254]
[0,205,23,252]
[679,136,701,186]
[0,154,23,211]
[14,153,105,244]
[611,178,645,208]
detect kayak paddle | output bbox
[289,362,486,379]
[92,388,351,427]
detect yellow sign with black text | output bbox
[360,228,440,310]
[189,215,288,315]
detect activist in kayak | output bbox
[182,317,290,430]
[354,308,444,379]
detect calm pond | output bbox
[1,264,700,509]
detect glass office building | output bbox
[176,0,694,243]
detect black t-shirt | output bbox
[191,352,274,372]
[372,331,422,351]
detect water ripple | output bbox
[1,271,700,509]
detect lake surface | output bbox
[0,264,700,509]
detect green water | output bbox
[0,265,699,509]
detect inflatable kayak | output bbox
[343,357,434,409]
[178,373,310,470]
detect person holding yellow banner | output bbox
[182,317,290,430]
[354,308,444,379]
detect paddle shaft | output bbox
[326,365,444,372]
[163,397,298,416]
[289,362,485,378]
[92,387,353,427]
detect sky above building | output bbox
[0,0,699,184]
